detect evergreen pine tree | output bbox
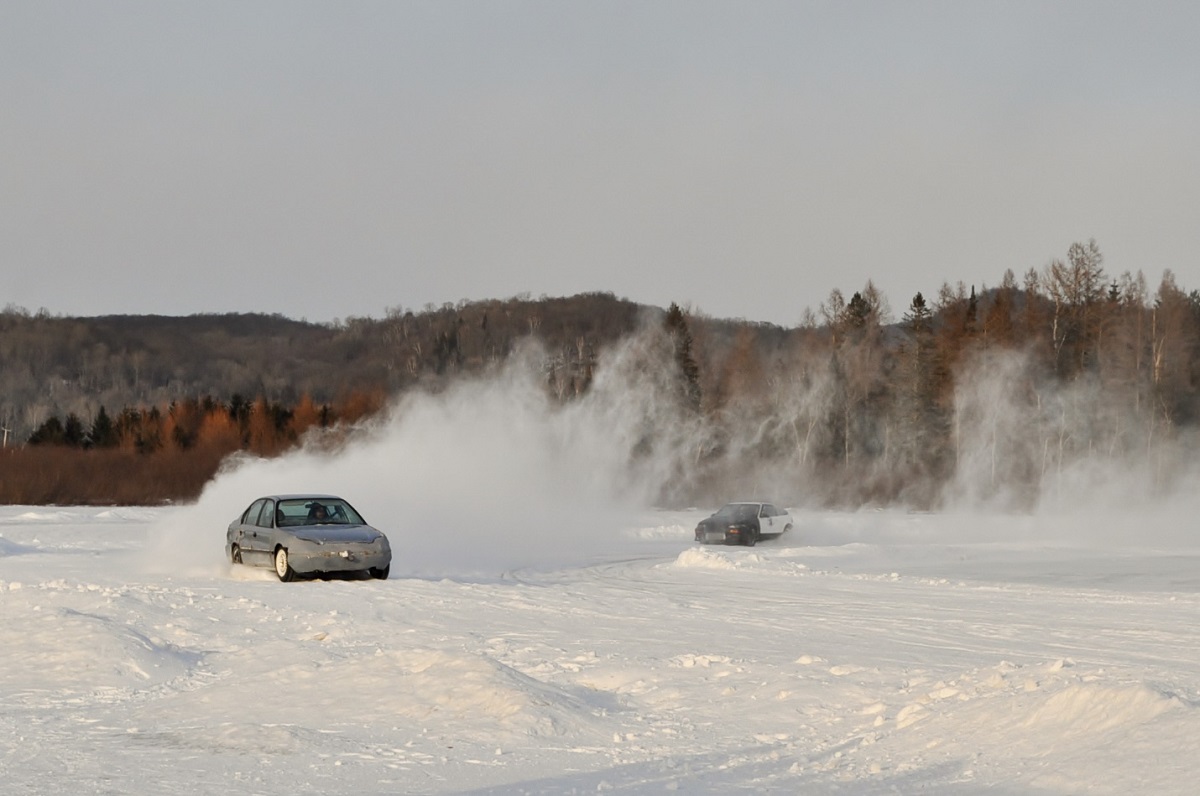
[90,406,118,448]
[664,303,702,412]
[63,413,86,447]
[28,416,65,446]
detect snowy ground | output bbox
[3,505,1200,795]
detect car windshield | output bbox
[714,504,759,522]
[276,498,366,527]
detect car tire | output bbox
[274,547,297,582]
[230,544,242,564]
[369,566,389,580]
[745,530,757,547]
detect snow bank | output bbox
[670,546,809,575]
[672,547,740,570]
[148,645,609,744]
[3,509,79,524]
[379,648,610,740]
[622,522,694,541]
[1022,682,1183,735]
[2,602,200,696]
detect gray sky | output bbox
[3,1,1198,326]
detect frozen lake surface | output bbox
[3,505,1200,794]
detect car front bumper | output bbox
[286,541,391,574]
[696,525,757,545]
[722,528,751,544]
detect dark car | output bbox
[226,494,391,581]
[694,502,793,547]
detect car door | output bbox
[231,499,265,557]
[777,505,793,531]
[247,498,277,559]
[759,504,778,535]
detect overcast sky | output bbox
[3,2,1198,326]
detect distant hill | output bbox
[0,293,699,442]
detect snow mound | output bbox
[3,510,78,524]
[671,547,812,575]
[870,663,1191,766]
[672,547,740,570]
[94,508,159,523]
[3,606,202,696]
[166,647,612,744]
[1022,682,1183,735]
[671,653,733,668]
[382,648,608,740]
[624,522,693,541]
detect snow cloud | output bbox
[151,331,702,578]
[943,347,1200,547]
[150,326,1200,577]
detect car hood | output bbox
[289,525,384,544]
[698,517,754,529]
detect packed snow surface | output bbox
[3,506,1200,794]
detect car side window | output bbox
[256,499,275,528]
[243,499,265,525]
[765,504,777,517]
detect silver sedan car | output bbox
[226,494,391,581]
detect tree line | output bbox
[0,390,387,504]
[3,242,1199,507]
[0,292,644,445]
[669,240,1200,508]
[23,392,383,456]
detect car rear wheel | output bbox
[230,544,242,564]
[274,547,297,582]
[369,566,389,580]
[745,530,758,547]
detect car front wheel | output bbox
[274,547,297,582]
[369,566,389,580]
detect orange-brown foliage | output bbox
[0,446,227,505]
[196,408,242,451]
[337,387,387,425]
[1,391,394,505]
[290,393,324,439]
[246,397,279,457]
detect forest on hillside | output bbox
[4,241,1200,508]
